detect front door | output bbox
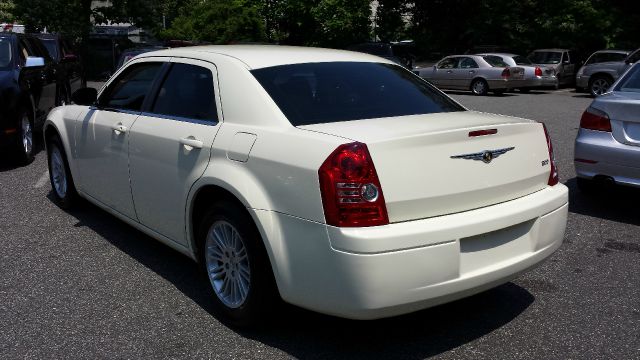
[128,58,222,245]
[75,60,164,219]
[431,57,459,88]
[450,57,479,89]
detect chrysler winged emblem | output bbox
[450,147,515,164]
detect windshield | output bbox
[0,38,12,69]
[252,62,464,126]
[512,55,533,65]
[41,39,58,61]
[483,56,508,67]
[529,51,562,64]
[614,65,640,93]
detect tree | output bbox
[310,0,371,48]
[0,0,16,23]
[161,0,266,44]
[374,0,408,42]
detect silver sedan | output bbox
[418,55,525,95]
[477,53,558,91]
[574,63,640,191]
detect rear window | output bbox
[529,51,561,64]
[251,62,464,126]
[41,39,58,61]
[615,65,640,93]
[482,56,508,67]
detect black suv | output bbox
[36,33,85,104]
[0,32,58,164]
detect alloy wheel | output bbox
[205,220,251,308]
[21,115,32,156]
[50,145,68,198]
[591,78,610,96]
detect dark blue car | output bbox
[0,32,58,165]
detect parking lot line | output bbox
[34,171,49,188]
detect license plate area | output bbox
[459,219,536,275]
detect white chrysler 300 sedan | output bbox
[44,46,568,325]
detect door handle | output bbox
[112,124,127,134]
[180,137,203,149]
[446,70,453,74]
[469,70,476,73]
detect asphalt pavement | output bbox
[1,88,638,359]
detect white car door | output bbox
[128,58,222,245]
[74,59,165,219]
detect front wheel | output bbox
[589,76,612,97]
[470,79,489,96]
[47,138,78,209]
[15,110,35,165]
[199,201,278,327]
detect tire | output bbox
[47,137,78,209]
[198,200,278,327]
[589,75,612,97]
[15,109,35,165]
[470,78,489,96]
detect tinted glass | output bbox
[41,39,58,60]
[627,50,640,64]
[252,62,464,126]
[152,63,217,121]
[0,38,12,69]
[512,55,532,65]
[483,56,508,67]
[459,57,478,69]
[437,58,457,69]
[100,62,162,111]
[615,65,640,93]
[529,51,561,64]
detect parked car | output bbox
[35,33,85,105]
[575,63,640,191]
[528,49,577,87]
[576,48,640,97]
[0,32,58,164]
[419,54,525,95]
[477,53,558,91]
[348,41,414,69]
[116,46,166,69]
[45,46,568,325]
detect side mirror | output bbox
[71,87,97,106]
[24,56,45,68]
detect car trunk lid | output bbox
[595,92,640,147]
[300,111,552,223]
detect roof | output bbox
[144,45,394,69]
[591,49,630,54]
[532,49,571,52]
[476,53,520,57]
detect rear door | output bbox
[128,58,222,245]
[451,57,479,89]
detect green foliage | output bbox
[160,0,266,44]
[310,0,371,48]
[0,0,16,23]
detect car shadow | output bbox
[572,94,593,99]
[54,192,535,359]
[566,177,640,226]
[0,134,45,172]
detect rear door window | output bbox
[252,62,464,126]
[458,57,478,69]
[150,63,217,122]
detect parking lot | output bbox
[1,88,638,359]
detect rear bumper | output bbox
[509,76,558,89]
[259,185,568,320]
[575,129,640,187]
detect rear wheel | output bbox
[470,79,489,96]
[589,75,612,97]
[576,177,595,194]
[15,109,35,165]
[198,201,278,327]
[47,137,78,209]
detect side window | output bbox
[458,57,478,69]
[628,50,640,64]
[19,38,33,62]
[99,62,162,112]
[151,63,217,122]
[437,58,458,69]
[562,52,569,63]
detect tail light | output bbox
[535,67,543,77]
[542,124,559,186]
[580,107,611,132]
[501,68,510,78]
[318,142,389,227]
